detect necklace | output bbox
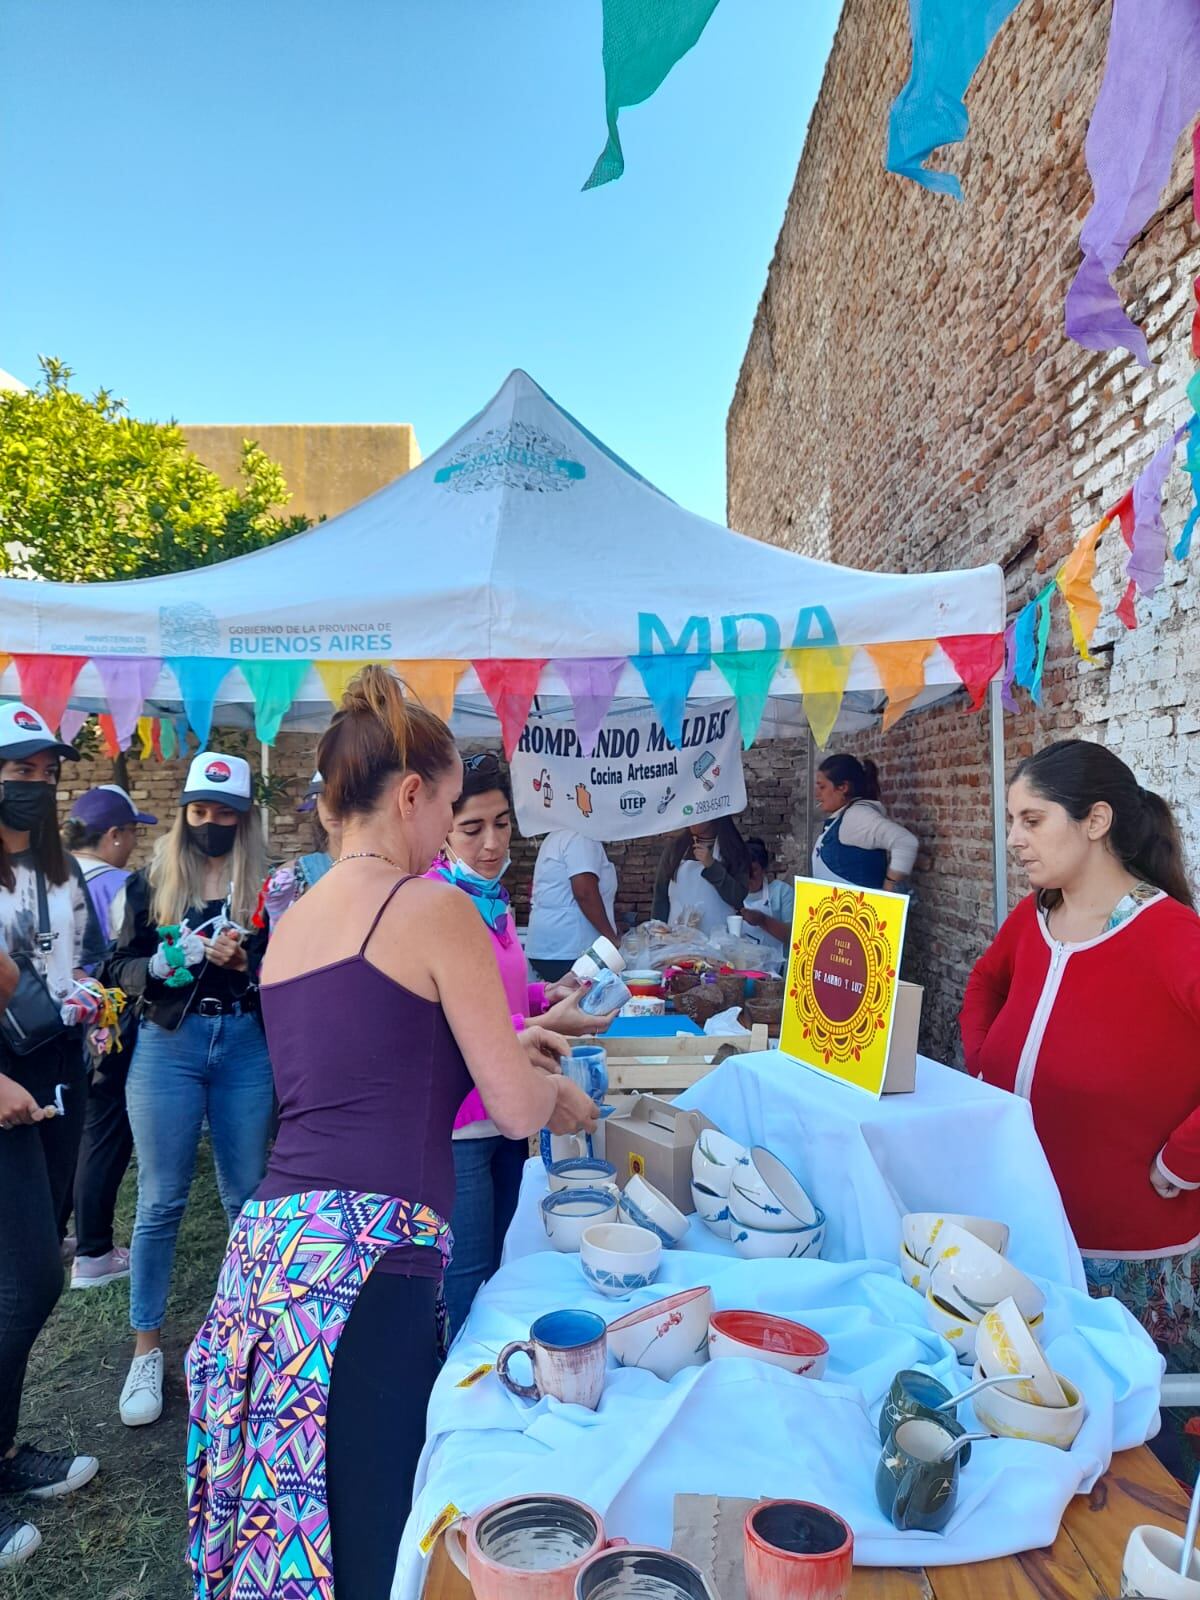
[333,850,403,871]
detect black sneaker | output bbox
[0,1507,40,1570]
[0,1444,99,1500]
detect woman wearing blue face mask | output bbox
[427,753,615,1334]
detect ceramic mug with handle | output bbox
[496,1309,607,1410]
[445,1494,621,1600]
[744,1499,853,1600]
[875,1417,962,1534]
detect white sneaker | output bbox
[71,1246,131,1290]
[0,1511,41,1571]
[119,1350,164,1427]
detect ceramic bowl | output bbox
[974,1295,1067,1407]
[924,1289,978,1364]
[548,1157,619,1194]
[970,1362,1086,1449]
[731,1205,826,1261]
[580,1223,662,1300]
[691,1130,750,1197]
[900,1244,932,1296]
[541,1187,621,1253]
[619,1174,690,1247]
[708,1310,829,1378]
[928,1223,1045,1323]
[606,1285,713,1380]
[690,1180,734,1240]
[576,1546,719,1600]
[902,1212,1010,1267]
[729,1146,818,1232]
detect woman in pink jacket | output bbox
[428,753,616,1334]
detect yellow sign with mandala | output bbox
[780,878,910,1097]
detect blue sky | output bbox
[2,1,842,523]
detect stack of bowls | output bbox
[619,1174,690,1247]
[970,1295,1086,1449]
[690,1130,748,1240]
[728,1147,825,1261]
[910,1217,1043,1363]
[541,1187,620,1253]
[900,1212,1009,1297]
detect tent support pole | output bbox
[988,678,1008,932]
[804,725,816,871]
[260,741,270,852]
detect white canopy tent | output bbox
[0,369,1010,917]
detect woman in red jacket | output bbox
[962,739,1200,1381]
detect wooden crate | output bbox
[584,1024,770,1097]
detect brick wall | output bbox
[59,735,811,927]
[727,0,1200,1065]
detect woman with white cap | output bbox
[0,704,104,1572]
[109,749,269,1429]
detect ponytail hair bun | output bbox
[818,752,881,803]
[319,665,458,820]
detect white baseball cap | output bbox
[0,702,81,762]
[181,750,253,812]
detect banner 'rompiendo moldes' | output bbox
[512,699,746,842]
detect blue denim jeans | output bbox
[126,1011,273,1332]
[444,1135,528,1337]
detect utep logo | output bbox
[620,790,646,816]
[205,761,232,784]
[434,423,586,494]
[13,710,42,732]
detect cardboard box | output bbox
[883,980,923,1095]
[603,1095,715,1210]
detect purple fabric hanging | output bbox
[93,657,164,752]
[552,657,627,756]
[1065,0,1200,366]
[1127,426,1188,597]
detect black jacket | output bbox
[108,869,267,1032]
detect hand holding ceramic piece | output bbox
[731,1205,826,1261]
[707,1310,829,1378]
[928,1222,1045,1323]
[969,1362,1086,1449]
[902,1212,1010,1267]
[541,1187,621,1253]
[618,1174,689,1247]
[606,1285,713,1381]
[974,1295,1066,1407]
[580,1222,662,1299]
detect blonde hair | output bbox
[319,666,457,820]
[149,806,267,927]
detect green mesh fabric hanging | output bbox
[584,0,721,189]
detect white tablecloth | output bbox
[392,1054,1161,1599]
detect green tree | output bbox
[0,356,312,582]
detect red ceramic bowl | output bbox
[708,1311,829,1378]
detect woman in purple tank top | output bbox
[185,668,598,1600]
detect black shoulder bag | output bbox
[0,870,68,1056]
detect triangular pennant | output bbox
[864,641,936,733]
[1128,426,1187,598]
[712,649,782,748]
[552,657,627,756]
[1001,623,1018,712]
[1115,578,1138,631]
[93,656,163,752]
[1056,516,1109,662]
[630,652,709,749]
[1031,584,1055,705]
[1107,487,1136,550]
[241,662,309,747]
[11,654,86,732]
[136,716,155,761]
[315,660,385,709]
[159,714,177,761]
[785,646,855,749]
[166,658,234,748]
[937,634,1005,712]
[1175,413,1199,561]
[97,715,120,759]
[393,660,468,724]
[150,718,164,761]
[473,660,547,758]
[1013,602,1039,690]
[59,708,88,746]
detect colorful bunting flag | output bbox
[11,655,86,733]
[937,633,1005,711]
[59,708,88,747]
[137,717,155,761]
[1001,623,1017,713]
[785,646,855,749]
[1177,415,1200,562]
[1056,517,1108,662]
[1128,426,1188,598]
[1064,0,1200,366]
[712,649,782,748]
[552,657,627,756]
[150,718,164,761]
[473,660,547,759]
[166,658,234,748]
[160,715,177,761]
[240,661,310,747]
[886,0,1025,199]
[630,652,709,749]
[93,656,163,752]
[1013,603,1038,691]
[583,0,720,190]
[1031,584,1055,704]
[393,660,468,724]
[315,660,384,709]
[865,640,935,732]
[98,715,120,759]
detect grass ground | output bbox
[1,1147,228,1600]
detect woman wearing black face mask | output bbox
[0,704,106,1572]
[108,751,269,1432]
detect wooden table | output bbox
[421,1445,1188,1599]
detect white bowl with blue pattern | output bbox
[730,1204,826,1261]
[729,1146,819,1232]
[617,1174,689,1247]
[579,1222,662,1299]
[691,1179,734,1240]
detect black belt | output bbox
[193,996,256,1019]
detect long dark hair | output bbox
[818,753,880,802]
[662,817,750,884]
[1014,739,1194,910]
[0,796,70,891]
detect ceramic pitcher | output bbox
[874,1417,961,1534]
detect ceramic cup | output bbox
[731,1206,826,1261]
[542,1187,621,1253]
[496,1310,608,1409]
[575,1545,719,1600]
[445,1493,617,1600]
[928,1223,1045,1323]
[743,1500,854,1600]
[878,1369,973,1464]
[901,1213,1010,1268]
[875,1417,962,1534]
[692,1130,750,1198]
[580,1223,662,1299]
[708,1310,829,1378]
[564,1046,608,1103]
[970,1362,1086,1450]
[549,1157,619,1194]
[691,1179,735,1238]
[606,1285,713,1381]
[1120,1525,1200,1597]
[974,1295,1066,1407]
[619,1174,690,1247]
[730,1146,818,1231]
